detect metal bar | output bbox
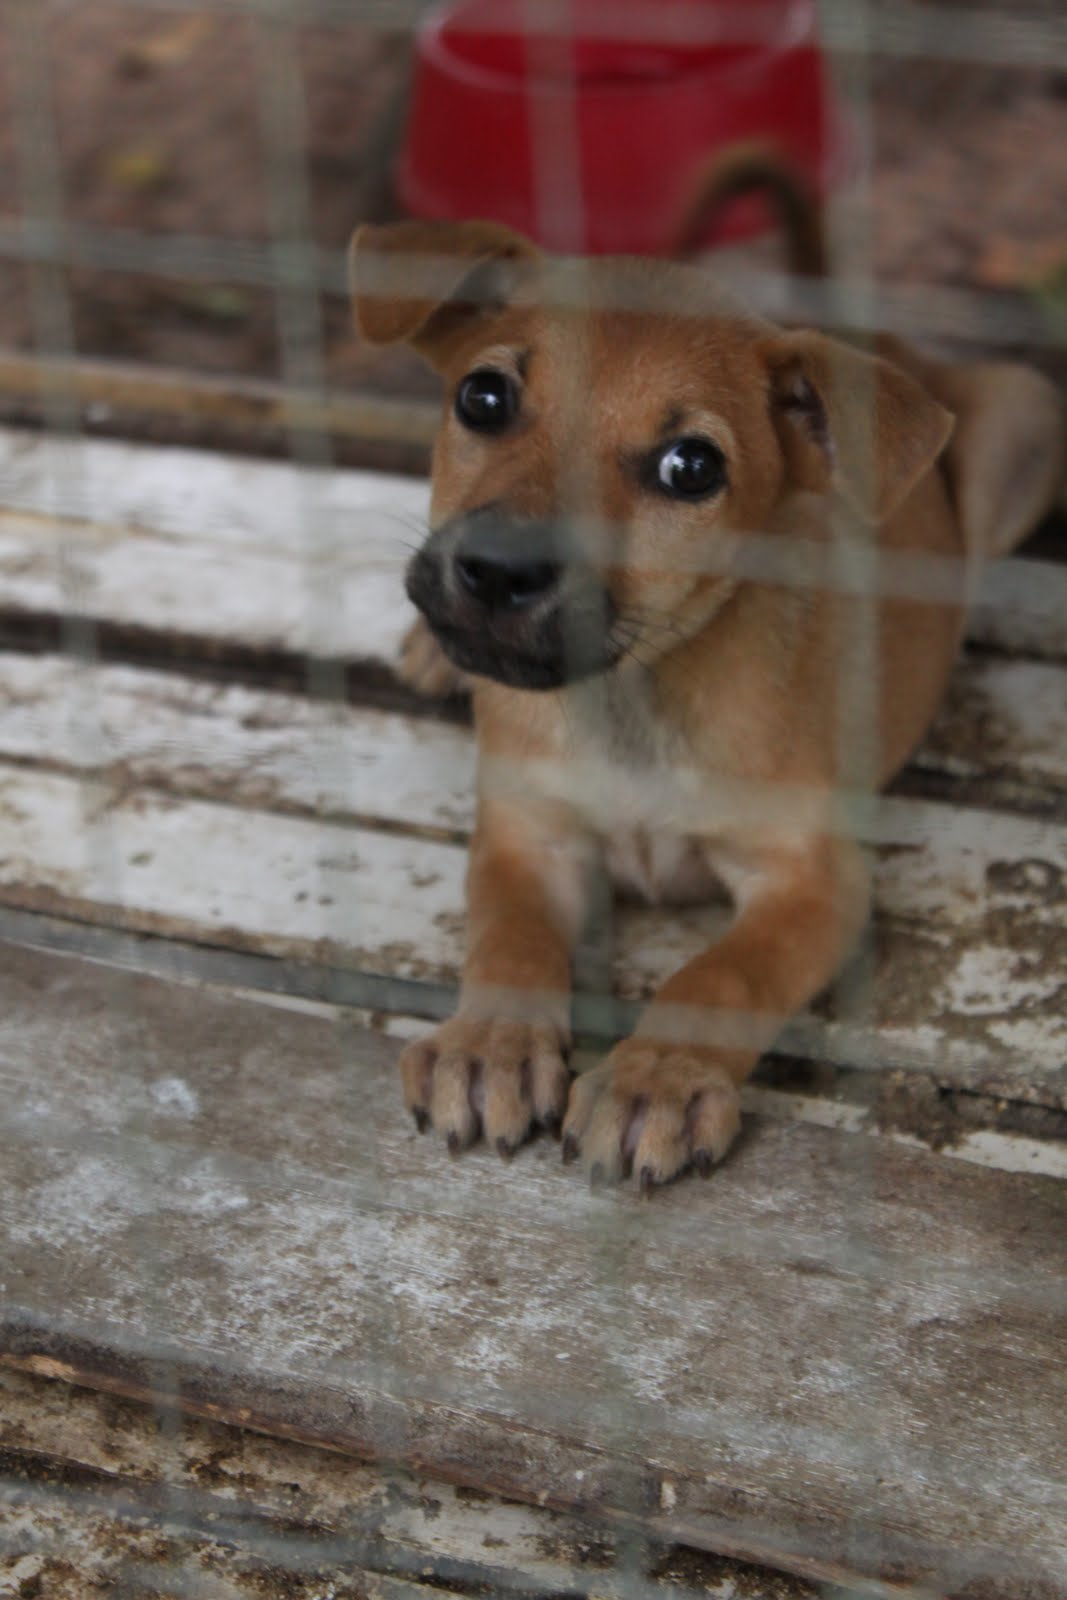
[2,217,1062,352]
[0,352,439,446]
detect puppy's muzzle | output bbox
[454,524,561,614]
[406,507,618,690]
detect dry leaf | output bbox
[119,15,214,77]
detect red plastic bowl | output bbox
[397,0,842,255]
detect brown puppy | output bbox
[350,220,1064,1190]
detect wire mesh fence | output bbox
[0,3,1065,1598]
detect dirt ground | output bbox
[0,4,1065,414]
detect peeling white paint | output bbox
[988,1014,1067,1060]
[0,654,476,835]
[149,1075,200,1118]
[906,1129,1067,1182]
[940,945,1064,1018]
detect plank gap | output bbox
[0,606,471,726]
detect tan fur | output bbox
[351,220,1065,1190]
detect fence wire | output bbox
[0,3,1065,1599]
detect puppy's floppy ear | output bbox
[758,329,955,520]
[348,219,540,363]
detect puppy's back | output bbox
[880,338,1064,565]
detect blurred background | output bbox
[1,0,1064,480]
[2,9,1066,1597]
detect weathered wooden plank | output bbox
[0,654,476,836]
[2,944,1065,1598]
[915,654,1067,799]
[0,430,421,667]
[0,763,466,977]
[0,650,1065,842]
[0,1484,474,1600]
[0,505,415,669]
[2,900,1064,1178]
[0,429,1064,662]
[0,1475,472,1600]
[0,749,1064,1101]
[0,1366,819,1600]
[0,429,431,557]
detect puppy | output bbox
[350,219,1064,1190]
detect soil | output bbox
[0,4,1065,442]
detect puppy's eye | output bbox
[455,369,519,433]
[656,437,726,500]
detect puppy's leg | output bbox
[563,836,869,1190]
[400,799,588,1156]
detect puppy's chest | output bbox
[535,681,731,904]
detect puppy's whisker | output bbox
[375,510,430,549]
[609,618,710,694]
[618,607,690,638]
[607,627,662,673]
[376,508,428,532]
[613,611,696,658]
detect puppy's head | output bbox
[350,220,953,691]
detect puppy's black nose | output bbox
[452,515,563,612]
[455,551,560,610]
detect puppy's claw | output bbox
[543,1112,562,1141]
[562,1133,580,1166]
[563,1043,742,1191]
[402,1015,569,1159]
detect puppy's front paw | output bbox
[398,618,469,699]
[399,1017,570,1157]
[562,1041,741,1192]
